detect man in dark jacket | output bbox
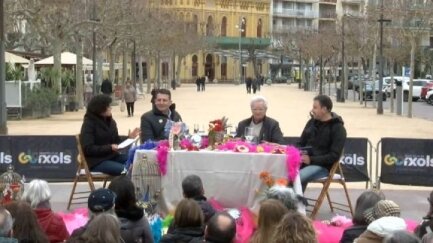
[190,212,236,243]
[140,89,182,142]
[182,175,216,223]
[236,96,284,144]
[298,94,346,192]
[100,79,113,95]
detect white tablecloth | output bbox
[133,150,304,214]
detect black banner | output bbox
[283,136,370,183]
[0,136,77,181]
[381,138,433,186]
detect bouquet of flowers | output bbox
[208,116,229,148]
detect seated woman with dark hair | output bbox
[340,190,385,243]
[161,199,204,243]
[80,94,140,175]
[108,175,154,243]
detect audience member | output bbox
[272,211,317,243]
[80,213,122,243]
[422,232,433,243]
[140,88,182,142]
[80,94,140,175]
[0,207,17,243]
[340,190,385,243]
[100,79,113,96]
[22,179,69,243]
[355,200,406,243]
[236,96,284,144]
[415,191,433,239]
[68,188,117,241]
[191,212,236,243]
[160,199,204,243]
[266,185,299,211]
[298,94,346,192]
[108,175,154,243]
[4,201,49,243]
[383,230,421,243]
[250,199,289,243]
[182,175,216,222]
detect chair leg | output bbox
[310,180,332,219]
[341,181,354,217]
[87,175,96,191]
[102,178,108,188]
[326,190,334,213]
[67,176,79,210]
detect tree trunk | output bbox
[390,59,395,113]
[408,37,416,118]
[109,44,115,84]
[97,49,103,85]
[138,55,143,93]
[172,51,176,86]
[53,40,62,94]
[371,43,377,107]
[122,47,127,85]
[176,55,184,86]
[358,56,363,104]
[156,52,161,88]
[75,39,84,109]
[146,55,152,94]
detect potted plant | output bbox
[22,87,56,118]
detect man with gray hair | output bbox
[236,96,284,144]
[0,207,17,242]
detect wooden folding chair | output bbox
[306,161,354,219]
[67,135,112,210]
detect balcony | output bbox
[205,36,271,49]
[273,9,319,19]
[273,25,317,34]
[319,10,337,19]
[341,0,362,4]
[319,0,337,4]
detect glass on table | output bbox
[193,124,200,134]
[244,127,254,143]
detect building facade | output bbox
[147,0,272,83]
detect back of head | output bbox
[4,201,48,242]
[108,175,136,210]
[88,188,116,214]
[383,230,420,243]
[82,213,121,243]
[364,199,401,224]
[266,185,299,211]
[86,94,112,115]
[174,199,204,228]
[273,212,316,243]
[353,190,385,225]
[0,207,13,237]
[206,212,236,243]
[22,179,51,208]
[314,94,333,112]
[251,199,288,243]
[182,174,204,198]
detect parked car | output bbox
[361,80,387,101]
[426,90,433,104]
[420,82,433,100]
[386,78,430,101]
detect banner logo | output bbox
[0,152,12,164]
[384,154,433,167]
[18,151,72,165]
[341,154,365,166]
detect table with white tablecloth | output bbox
[132,149,304,214]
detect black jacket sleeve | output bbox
[80,119,112,156]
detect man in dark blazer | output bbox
[235,96,284,144]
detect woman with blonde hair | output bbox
[161,199,204,242]
[272,212,317,243]
[80,213,122,243]
[250,199,289,243]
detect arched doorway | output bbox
[206,16,214,36]
[257,19,262,37]
[192,55,198,77]
[221,16,227,37]
[241,17,246,37]
[205,54,214,80]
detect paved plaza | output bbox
[7,83,433,220]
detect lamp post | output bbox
[236,18,245,84]
[339,15,346,102]
[377,0,391,115]
[0,0,7,134]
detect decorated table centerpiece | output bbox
[208,116,229,149]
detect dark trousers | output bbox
[126,102,134,116]
[91,154,128,176]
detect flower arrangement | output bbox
[259,171,289,188]
[208,117,229,148]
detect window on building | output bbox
[283,2,294,9]
[221,16,227,37]
[193,15,198,33]
[221,56,227,78]
[206,16,214,36]
[257,19,262,37]
[241,17,246,37]
[192,55,198,77]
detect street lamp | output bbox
[236,18,245,84]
